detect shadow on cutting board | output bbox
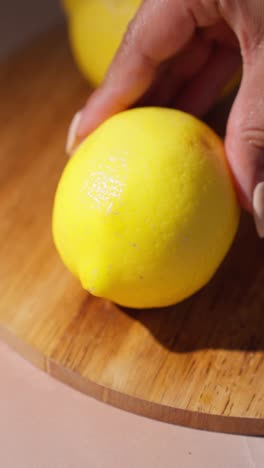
[122,212,264,353]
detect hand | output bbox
[67,0,264,236]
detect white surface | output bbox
[0,0,63,60]
[0,341,263,468]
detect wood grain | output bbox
[1,28,264,435]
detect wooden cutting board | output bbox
[1,28,264,436]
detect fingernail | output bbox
[66,110,82,156]
[253,182,264,238]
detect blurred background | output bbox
[0,1,63,60]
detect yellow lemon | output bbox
[64,0,141,86]
[53,108,239,309]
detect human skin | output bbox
[67,0,264,237]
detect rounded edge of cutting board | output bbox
[0,325,263,436]
[48,358,264,436]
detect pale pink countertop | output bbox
[0,341,263,468]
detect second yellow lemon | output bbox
[64,0,141,86]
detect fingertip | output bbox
[76,84,124,139]
[224,131,253,213]
[253,182,264,237]
[76,90,103,138]
[66,110,82,156]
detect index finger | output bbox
[77,0,196,138]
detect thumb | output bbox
[225,51,264,236]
